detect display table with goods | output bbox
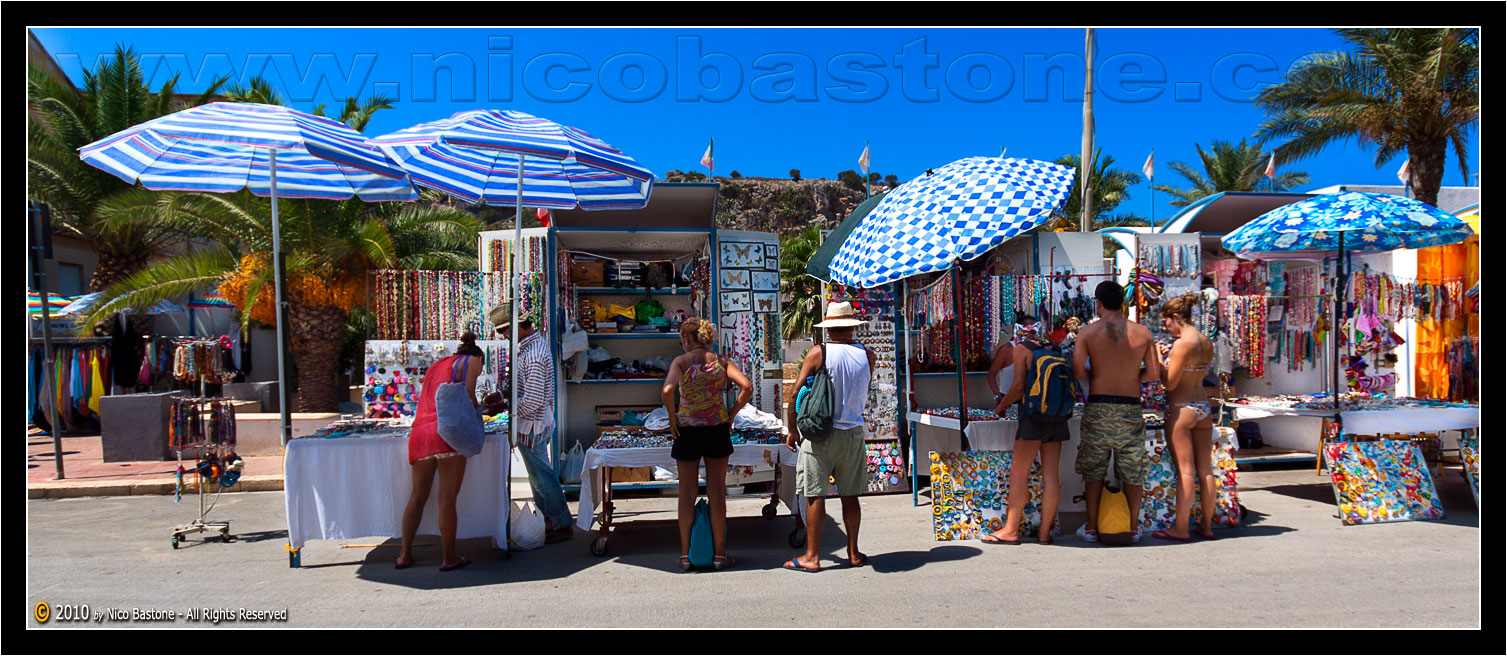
[282,419,511,567]
[909,405,1091,512]
[1221,394,1479,435]
[574,426,801,556]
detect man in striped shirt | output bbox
[486,318,572,544]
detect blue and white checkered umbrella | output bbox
[1221,191,1474,259]
[372,110,654,209]
[828,157,1075,288]
[77,102,416,446]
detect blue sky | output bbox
[33,27,1479,222]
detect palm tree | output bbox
[779,224,823,342]
[1152,139,1310,208]
[1254,28,1478,208]
[82,188,484,411]
[1043,149,1147,231]
[27,44,229,293]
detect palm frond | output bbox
[76,245,239,332]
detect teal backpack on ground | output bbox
[795,344,836,442]
[1021,341,1077,423]
[689,498,726,568]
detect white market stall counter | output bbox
[575,443,800,557]
[283,431,511,568]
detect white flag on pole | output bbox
[1142,151,1154,181]
[1396,158,1410,185]
[1264,153,1277,179]
[858,143,870,176]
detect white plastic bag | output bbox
[560,442,585,485]
[508,501,547,551]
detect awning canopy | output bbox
[1157,191,1312,234]
[805,191,887,283]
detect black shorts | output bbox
[1018,412,1072,443]
[671,423,734,462]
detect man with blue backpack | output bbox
[981,322,1077,545]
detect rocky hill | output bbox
[663,172,893,238]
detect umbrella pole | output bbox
[30,208,64,479]
[510,156,523,455]
[270,150,293,446]
[952,265,969,450]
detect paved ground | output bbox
[25,465,1479,628]
[27,433,283,497]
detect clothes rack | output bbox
[169,396,239,548]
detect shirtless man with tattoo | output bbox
[1071,281,1162,543]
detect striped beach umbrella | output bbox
[829,156,1075,288]
[372,109,654,209]
[78,101,417,446]
[375,109,654,452]
[57,292,185,316]
[79,102,415,201]
[189,289,236,309]
[28,290,71,315]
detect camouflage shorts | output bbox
[1076,403,1149,485]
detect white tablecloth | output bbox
[284,433,511,549]
[1227,404,1479,436]
[575,444,797,531]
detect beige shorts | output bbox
[796,426,866,498]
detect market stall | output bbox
[283,420,512,567]
[1220,191,1477,525]
[473,184,795,553]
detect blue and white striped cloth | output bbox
[829,157,1075,288]
[1222,191,1475,260]
[373,110,654,210]
[78,102,416,201]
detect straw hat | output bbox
[814,301,865,328]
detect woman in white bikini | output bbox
[1156,293,1217,542]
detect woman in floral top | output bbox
[661,318,753,571]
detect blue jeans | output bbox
[519,435,572,531]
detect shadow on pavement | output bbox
[866,545,982,573]
[233,529,289,543]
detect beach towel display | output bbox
[1324,440,1444,526]
[1459,432,1479,509]
[929,450,1058,541]
[1138,429,1242,531]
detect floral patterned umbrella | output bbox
[1221,191,1473,260]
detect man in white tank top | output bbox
[784,302,875,572]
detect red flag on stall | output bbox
[536,207,550,227]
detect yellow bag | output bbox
[1097,483,1134,546]
[607,303,637,321]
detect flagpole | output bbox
[865,139,871,201]
[1080,28,1096,233]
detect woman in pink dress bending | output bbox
[397,333,484,571]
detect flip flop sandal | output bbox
[438,557,472,572]
[712,555,736,571]
[1152,530,1192,543]
[394,558,415,570]
[1036,535,1054,545]
[980,534,1021,545]
[781,558,819,573]
[844,553,869,567]
[1197,531,1219,541]
[677,555,693,572]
